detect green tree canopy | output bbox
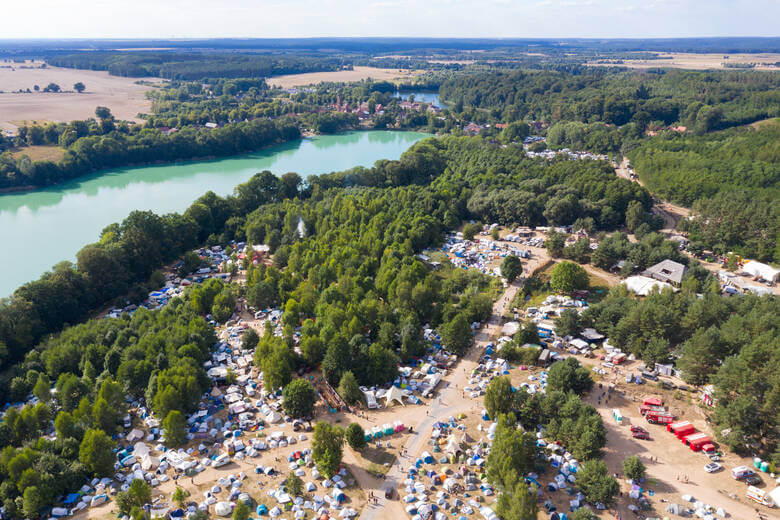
[576,460,619,506]
[550,261,589,293]
[501,255,523,283]
[78,428,114,476]
[311,421,344,478]
[345,423,367,451]
[282,379,317,419]
[337,371,364,406]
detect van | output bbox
[213,453,231,468]
[746,486,774,507]
[731,466,755,480]
[640,371,658,381]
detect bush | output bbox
[285,471,303,496]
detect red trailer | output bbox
[643,395,663,407]
[645,410,674,424]
[683,432,711,451]
[668,420,695,438]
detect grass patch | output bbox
[10,145,64,162]
[361,446,396,477]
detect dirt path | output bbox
[358,280,523,519]
[616,156,690,231]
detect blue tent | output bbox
[64,494,80,505]
[256,504,268,516]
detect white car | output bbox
[704,462,722,473]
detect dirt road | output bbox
[616,156,690,231]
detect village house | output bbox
[642,259,688,286]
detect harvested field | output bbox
[10,145,65,162]
[267,66,423,89]
[587,52,780,71]
[0,60,160,134]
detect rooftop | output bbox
[642,259,687,285]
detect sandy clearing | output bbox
[587,52,780,71]
[267,67,424,89]
[0,62,159,133]
[578,363,779,520]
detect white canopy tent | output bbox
[384,386,406,407]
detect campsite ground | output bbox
[0,60,158,134]
[74,234,774,520]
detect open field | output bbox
[0,61,160,134]
[10,145,65,162]
[587,52,780,70]
[267,66,424,89]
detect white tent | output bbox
[127,429,144,442]
[768,486,780,508]
[133,442,150,457]
[141,455,159,471]
[214,502,232,517]
[743,261,780,282]
[267,411,283,423]
[384,386,406,407]
[623,275,673,296]
[444,436,461,456]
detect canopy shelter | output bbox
[384,386,406,407]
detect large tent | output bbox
[384,386,406,407]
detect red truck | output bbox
[644,410,674,424]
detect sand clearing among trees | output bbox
[0,60,161,134]
[267,66,423,89]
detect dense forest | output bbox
[46,52,344,80]
[629,121,779,261]
[0,136,653,381]
[439,68,780,131]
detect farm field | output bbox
[0,60,159,134]
[267,66,424,89]
[587,52,780,70]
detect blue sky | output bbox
[2,0,778,38]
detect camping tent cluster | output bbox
[256,468,355,519]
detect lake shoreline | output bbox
[0,130,431,297]
[0,128,429,196]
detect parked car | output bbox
[630,425,648,434]
[632,430,650,440]
[703,462,722,473]
[384,487,394,499]
[707,452,721,462]
[744,474,763,486]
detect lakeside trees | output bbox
[0,118,300,190]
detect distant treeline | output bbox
[439,68,780,130]
[2,37,779,56]
[0,118,299,189]
[47,52,345,80]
